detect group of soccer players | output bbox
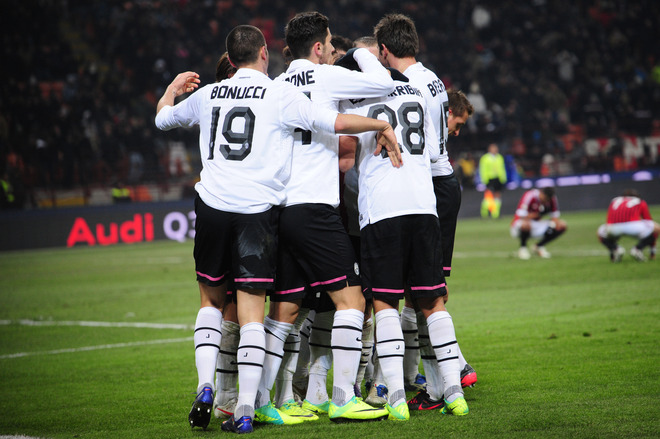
[156,11,477,434]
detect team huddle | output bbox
[156,11,477,433]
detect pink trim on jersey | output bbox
[274,286,306,295]
[234,277,274,283]
[410,283,446,291]
[310,275,347,287]
[444,267,451,271]
[372,287,405,293]
[196,271,226,282]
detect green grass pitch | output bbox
[0,207,658,438]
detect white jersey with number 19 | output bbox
[155,68,337,214]
[404,62,453,177]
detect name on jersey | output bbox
[210,84,267,100]
[388,84,422,98]
[284,70,315,86]
[427,79,446,97]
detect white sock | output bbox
[417,311,443,401]
[293,309,314,385]
[234,322,265,419]
[356,317,374,390]
[375,308,405,407]
[457,343,468,370]
[216,320,239,401]
[256,316,293,408]
[194,306,222,392]
[330,309,363,406]
[306,311,334,405]
[426,311,462,402]
[400,306,420,384]
[274,310,308,406]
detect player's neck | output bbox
[299,55,321,65]
[388,56,417,73]
[237,61,268,75]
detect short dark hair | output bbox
[226,25,265,67]
[622,188,640,197]
[331,35,353,53]
[542,187,555,199]
[215,52,237,82]
[448,89,474,118]
[373,13,418,58]
[285,11,330,59]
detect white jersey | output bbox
[274,48,394,207]
[342,78,439,229]
[404,62,453,177]
[155,68,337,214]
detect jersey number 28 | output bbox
[367,102,425,157]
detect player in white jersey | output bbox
[154,24,400,433]
[342,63,468,420]
[249,11,397,424]
[374,13,472,415]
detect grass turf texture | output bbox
[0,208,658,439]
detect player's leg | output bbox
[481,188,493,218]
[400,300,423,391]
[597,223,624,262]
[534,218,567,257]
[361,216,410,421]
[303,307,334,413]
[512,219,531,259]
[492,190,502,219]
[188,196,229,429]
[273,307,309,406]
[410,215,467,416]
[252,239,314,425]
[221,207,280,433]
[214,294,239,419]
[631,220,658,261]
[190,282,225,429]
[435,176,476,388]
[355,305,374,398]
[253,299,311,424]
[292,308,314,400]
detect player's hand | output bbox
[169,71,201,97]
[375,124,403,168]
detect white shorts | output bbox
[510,219,552,239]
[597,220,655,240]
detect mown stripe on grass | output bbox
[0,337,191,359]
[0,319,191,330]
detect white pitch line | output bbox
[0,337,192,360]
[0,319,192,330]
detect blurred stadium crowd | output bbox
[1,0,659,209]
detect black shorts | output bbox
[433,174,461,277]
[193,195,279,291]
[272,203,361,303]
[360,214,446,303]
[486,178,504,193]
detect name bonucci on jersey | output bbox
[342,79,440,229]
[155,68,337,214]
[274,48,394,208]
[404,62,453,177]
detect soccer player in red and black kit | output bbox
[597,189,659,262]
[510,187,567,260]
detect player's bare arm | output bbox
[156,71,201,114]
[333,114,401,168]
[338,136,358,172]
